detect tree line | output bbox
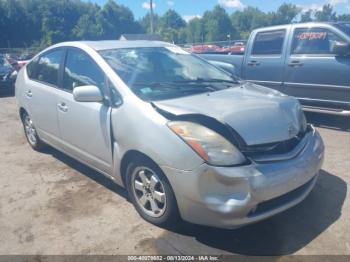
[1,0,349,48]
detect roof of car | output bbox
[55,40,176,51]
[253,21,348,32]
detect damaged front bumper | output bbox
[162,127,324,229]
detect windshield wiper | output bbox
[174,78,238,85]
[131,81,216,94]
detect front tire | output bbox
[21,111,46,151]
[126,157,180,227]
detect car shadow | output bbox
[41,146,129,200]
[305,112,350,132]
[159,170,346,255]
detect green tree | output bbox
[38,0,87,46]
[98,0,142,40]
[139,13,160,34]
[1,0,36,47]
[159,9,186,43]
[161,9,186,29]
[231,7,270,39]
[270,3,301,25]
[315,4,337,22]
[202,5,236,42]
[185,17,204,43]
[300,10,313,22]
[5,0,350,48]
[337,14,350,22]
[73,4,103,40]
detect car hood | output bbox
[153,82,304,146]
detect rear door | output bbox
[25,48,64,144]
[243,27,289,92]
[56,48,113,174]
[284,25,350,106]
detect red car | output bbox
[219,42,245,54]
[16,53,34,69]
[190,44,221,53]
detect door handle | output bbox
[57,102,68,112]
[247,60,261,66]
[25,90,32,98]
[288,60,303,67]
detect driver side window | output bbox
[292,28,346,55]
[63,49,106,92]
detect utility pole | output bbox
[150,0,154,34]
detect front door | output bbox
[57,48,113,173]
[243,29,288,93]
[284,26,350,105]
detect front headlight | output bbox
[167,121,246,166]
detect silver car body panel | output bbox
[154,82,303,146]
[163,127,324,228]
[15,40,324,228]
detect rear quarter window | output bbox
[252,30,286,55]
[26,57,39,79]
[28,49,63,86]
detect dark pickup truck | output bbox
[201,22,350,116]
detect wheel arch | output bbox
[120,150,163,187]
[19,107,27,121]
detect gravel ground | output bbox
[0,94,349,256]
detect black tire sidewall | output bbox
[126,157,180,227]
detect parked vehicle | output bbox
[201,22,350,116]
[0,55,16,93]
[16,41,324,229]
[190,44,221,53]
[16,53,35,69]
[219,41,245,54]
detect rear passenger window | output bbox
[26,57,39,79]
[36,49,63,86]
[63,49,105,92]
[292,28,346,55]
[252,30,286,55]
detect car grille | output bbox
[241,125,312,160]
[247,176,315,218]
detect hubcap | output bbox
[131,167,166,218]
[24,115,37,145]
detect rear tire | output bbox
[21,111,46,151]
[126,157,180,227]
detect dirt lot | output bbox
[0,94,349,256]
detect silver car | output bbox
[15,41,324,229]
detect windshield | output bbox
[335,23,350,38]
[99,47,239,101]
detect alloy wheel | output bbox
[131,167,167,218]
[24,115,37,146]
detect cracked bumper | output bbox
[162,127,324,229]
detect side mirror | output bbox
[73,85,103,103]
[209,60,236,75]
[332,42,350,57]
